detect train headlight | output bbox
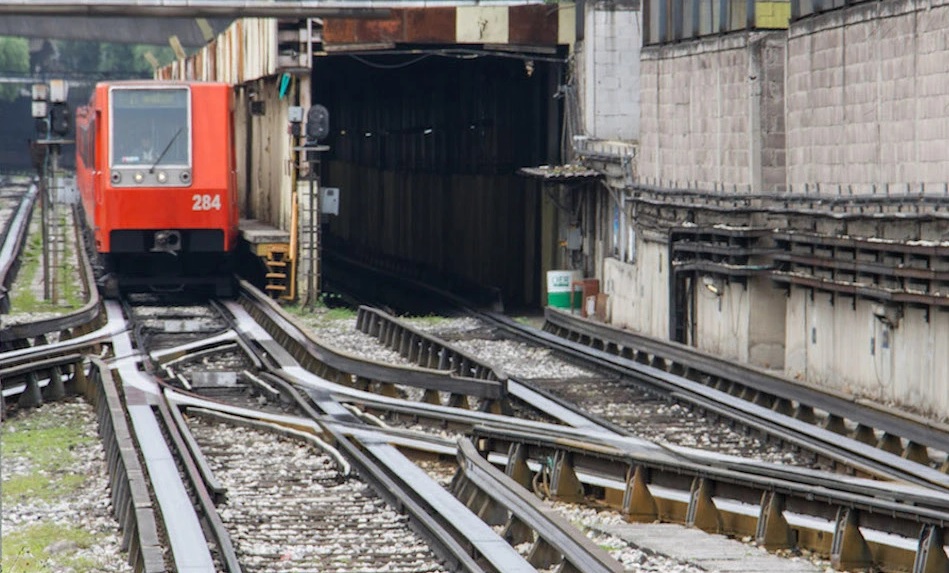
[156,171,167,184]
[133,171,145,184]
[110,171,121,184]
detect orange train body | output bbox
[75,81,239,296]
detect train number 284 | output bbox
[192,194,222,211]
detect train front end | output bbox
[91,82,238,296]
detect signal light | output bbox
[305,104,329,143]
[50,103,71,136]
[34,117,49,138]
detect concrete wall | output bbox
[785,290,949,417]
[581,0,642,141]
[639,32,785,191]
[786,1,949,193]
[693,280,751,363]
[602,235,669,337]
[687,275,784,368]
[746,275,786,369]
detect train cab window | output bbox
[109,87,190,168]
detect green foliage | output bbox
[54,40,101,77]
[52,40,177,78]
[0,36,28,101]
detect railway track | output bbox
[3,281,630,572]
[336,305,949,573]
[5,229,948,572]
[0,180,36,314]
[324,249,949,485]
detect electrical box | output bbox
[565,226,582,250]
[320,187,339,215]
[288,106,304,123]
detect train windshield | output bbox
[110,88,190,167]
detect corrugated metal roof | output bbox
[518,164,600,181]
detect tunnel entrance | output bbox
[313,48,565,310]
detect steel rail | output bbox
[84,359,167,572]
[1,204,103,349]
[104,299,219,572]
[217,316,537,573]
[230,283,506,401]
[543,307,949,460]
[471,310,949,491]
[168,377,949,573]
[469,424,949,573]
[330,245,948,483]
[233,288,949,507]
[352,300,949,490]
[232,280,949,571]
[471,423,949,515]
[454,438,624,573]
[0,183,37,314]
[154,396,243,572]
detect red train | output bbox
[75,81,239,297]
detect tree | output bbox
[0,36,28,101]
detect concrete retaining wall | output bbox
[602,237,669,337]
[785,290,949,417]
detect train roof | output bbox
[95,80,232,89]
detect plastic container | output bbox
[546,270,581,308]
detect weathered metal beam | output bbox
[0,1,390,18]
[0,0,548,19]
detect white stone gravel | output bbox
[186,415,450,572]
[1,398,133,573]
[295,310,839,572]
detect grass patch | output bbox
[2,410,94,503]
[1,521,97,573]
[9,210,84,313]
[407,314,449,326]
[282,295,357,322]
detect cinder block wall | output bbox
[639,33,786,192]
[786,2,949,193]
[582,0,643,141]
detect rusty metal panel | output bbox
[404,8,456,43]
[324,11,404,45]
[323,7,508,46]
[322,18,359,44]
[509,4,559,45]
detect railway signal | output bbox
[29,79,74,303]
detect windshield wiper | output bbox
[149,127,183,173]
